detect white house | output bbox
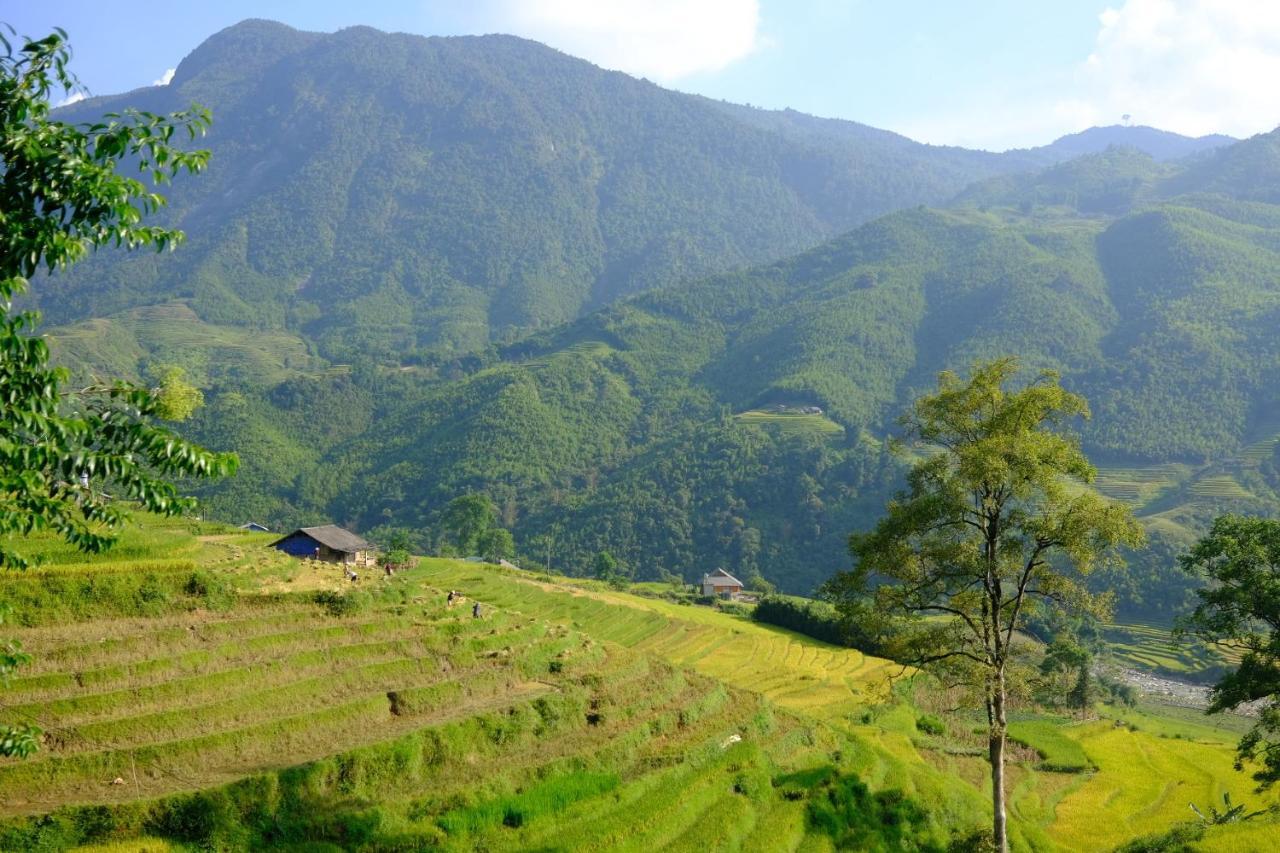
[701,568,744,598]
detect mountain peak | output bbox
[1042,124,1235,161]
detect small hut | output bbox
[271,525,375,567]
[701,569,745,598]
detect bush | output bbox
[916,714,945,736]
[752,596,846,646]
[1113,822,1205,852]
[183,570,234,610]
[313,589,371,617]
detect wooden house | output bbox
[238,522,271,532]
[701,568,744,598]
[271,525,375,567]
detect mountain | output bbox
[34,19,1041,361]
[173,130,1280,604]
[36,20,1279,611]
[1029,124,1236,162]
[37,21,1235,364]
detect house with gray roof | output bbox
[271,525,375,566]
[701,568,744,598]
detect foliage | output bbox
[832,358,1143,850]
[0,28,235,571]
[478,526,515,563]
[751,594,882,652]
[799,768,945,852]
[1112,822,1205,853]
[1179,514,1280,787]
[439,494,497,556]
[1188,792,1269,825]
[591,550,629,589]
[0,607,37,757]
[1039,638,1096,714]
[915,714,945,736]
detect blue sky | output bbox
[9,1,1279,150]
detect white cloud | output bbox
[153,68,175,86]
[900,0,1280,150]
[54,91,86,108]
[498,0,761,81]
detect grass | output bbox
[1007,719,1093,772]
[3,523,1278,851]
[734,410,845,440]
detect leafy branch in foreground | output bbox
[0,26,235,571]
[826,358,1142,852]
[1179,514,1280,788]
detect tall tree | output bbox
[1179,514,1280,788]
[828,358,1142,851]
[0,28,236,752]
[439,494,497,556]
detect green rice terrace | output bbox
[0,519,1277,851]
[732,411,846,440]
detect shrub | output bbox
[1113,822,1205,852]
[916,714,946,736]
[313,589,371,617]
[183,570,234,610]
[752,596,847,646]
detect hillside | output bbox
[170,150,1280,600]
[0,521,1275,850]
[35,20,1235,366]
[29,19,1278,602]
[33,20,1036,362]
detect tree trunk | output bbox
[990,675,1009,852]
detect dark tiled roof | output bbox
[274,525,372,553]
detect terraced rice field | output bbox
[0,600,573,815]
[425,563,1280,850]
[4,527,1279,849]
[1047,721,1278,851]
[522,340,614,370]
[1092,463,1192,506]
[1187,473,1253,500]
[1103,621,1234,678]
[733,411,845,440]
[421,561,897,721]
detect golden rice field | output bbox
[424,561,1280,851]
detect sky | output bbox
[9,0,1280,150]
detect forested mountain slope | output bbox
[37,20,1232,362]
[155,128,1280,603]
[31,20,1021,359]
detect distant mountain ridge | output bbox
[1031,124,1236,162]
